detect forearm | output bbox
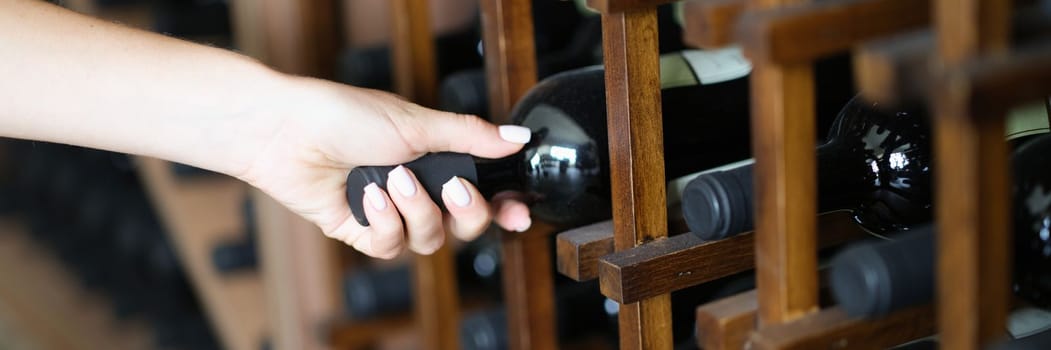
[0,0,288,176]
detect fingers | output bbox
[356,183,405,259]
[399,111,532,159]
[490,191,532,233]
[441,177,494,241]
[386,166,445,255]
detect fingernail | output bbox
[498,125,532,144]
[515,217,532,233]
[442,177,471,207]
[388,166,417,197]
[364,183,387,210]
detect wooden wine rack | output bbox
[123,0,1051,349]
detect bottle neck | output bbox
[473,153,524,198]
[814,139,871,212]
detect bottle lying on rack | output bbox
[681,96,933,241]
[343,237,501,320]
[211,196,259,275]
[829,134,1051,318]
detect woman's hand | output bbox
[235,76,532,259]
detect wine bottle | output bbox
[991,327,1051,350]
[211,196,259,275]
[828,226,934,317]
[830,134,1051,317]
[343,237,502,320]
[1013,134,1051,308]
[682,96,933,241]
[347,47,759,227]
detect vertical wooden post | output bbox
[479,1,558,349]
[749,0,820,327]
[389,1,460,349]
[600,7,674,350]
[933,0,1012,348]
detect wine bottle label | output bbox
[661,48,752,89]
[1005,100,1051,140]
[1007,307,1051,338]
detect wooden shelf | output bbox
[0,217,153,350]
[136,158,269,350]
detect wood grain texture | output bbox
[587,0,680,13]
[749,305,935,350]
[480,1,557,348]
[136,159,270,350]
[481,0,538,123]
[932,1,1013,349]
[682,0,747,49]
[696,290,758,350]
[556,220,616,281]
[854,30,932,105]
[258,0,339,77]
[390,0,440,107]
[601,7,673,350]
[750,62,819,326]
[964,42,1051,118]
[600,211,865,304]
[737,0,929,64]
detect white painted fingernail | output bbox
[364,183,387,210]
[442,177,471,207]
[498,125,532,144]
[516,217,532,233]
[388,166,417,197]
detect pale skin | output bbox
[0,0,532,259]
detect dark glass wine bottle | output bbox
[347,48,761,227]
[1013,134,1051,308]
[681,96,933,241]
[211,196,258,275]
[830,134,1051,318]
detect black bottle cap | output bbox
[682,165,754,241]
[829,227,934,318]
[346,152,477,226]
[460,308,508,350]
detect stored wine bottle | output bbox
[829,227,934,317]
[682,96,933,241]
[830,134,1051,317]
[347,47,757,227]
[459,282,608,350]
[211,196,259,275]
[343,238,501,320]
[1013,133,1051,308]
[991,328,1051,350]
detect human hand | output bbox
[234,76,532,258]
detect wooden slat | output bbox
[587,0,680,13]
[932,0,1013,349]
[737,0,929,64]
[600,211,865,304]
[965,42,1051,117]
[391,0,439,107]
[601,6,673,350]
[479,1,557,349]
[0,218,153,350]
[556,221,615,281]
[696,290,758,350]
[258,0,339,78]
[750,62,819,325]
[328,315,415,350]
[748,305,935,350]
[136,159,269,350]
[681,0,747,49]
[854,30,932,104]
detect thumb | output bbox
[406,111,531,159]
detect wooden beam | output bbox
[390,0,440,107]
[737,0,929,64]
[556,220,615,281]
[749,305,935,350]
[481,0,538,123]
[136,159,269,350]
[932,0,1013,349]
[599,211,865,304]
[681,0,748,49]
[696,290,758,350]
[601,7,673,350]
[853,30,932,105]
[587,0,680,13]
